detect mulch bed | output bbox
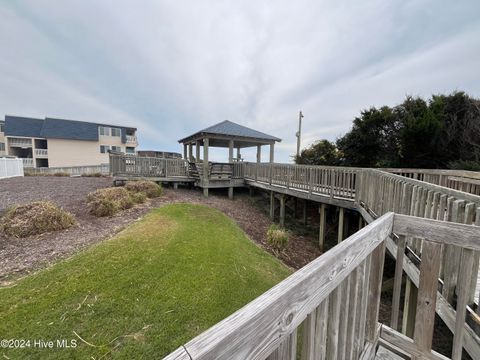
[0,177,320,283]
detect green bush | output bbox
[1,201,75,238]
[125,181,163,198]
[266,224,289,251]
[87,187,134,217]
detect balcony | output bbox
[21,158,34,168]
[126,135,137,144]
[35,149,48,158]
[9,138,32,148]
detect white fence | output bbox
[0,158,24,179]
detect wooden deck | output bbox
[109,154,480,359]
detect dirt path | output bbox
[0,177,320,282]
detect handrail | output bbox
[381,167,480,196]
[164,213,394,360]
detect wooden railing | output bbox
[164,212,393,360]
[110,154,189,178]
[357,169,480,359]
[164,213,479,360]
[382,168,480,196]
[244,163,358,200]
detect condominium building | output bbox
[0,115,138,168]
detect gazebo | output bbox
[178,120,281,196]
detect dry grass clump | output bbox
[87,187,134,217]
[266,224,289,251]
[125,181,163,198]
[1,201,75,238]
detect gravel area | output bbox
[0,177,320,283]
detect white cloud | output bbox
[0,0,479,160]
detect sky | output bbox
[1,1,479,163]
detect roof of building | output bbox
[4,116,45,138]
[41,117,99,141]
[178,120,281,144]
[4,115,136,143]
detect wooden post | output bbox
[236,147,241,161]
[188,143,193,162]
[302,200,307,225]
[343,210,349,238]
[413,240,442,358]
[402,279,417,337]
[270,191,275,220]
[319,204,326,252]
[279,195,286,227]
[203,138,209,197]
[269,143,275,163]
[338,207,344,243]
[173,182,178,190]
[195,140,201,162]
[228,187,233,200]
[358,215,363,230]
[256,145,261,163]
[228,140,234,163]
[183,143,188,160]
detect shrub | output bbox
[125,181,163,198]
[1,201,75,238]
[130,191,147,204]
[266,224,289,251]
[87,187,133,217]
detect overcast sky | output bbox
[1,1,479,162]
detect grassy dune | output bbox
[0,204,291,359]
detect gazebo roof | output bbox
[178,120,281,148]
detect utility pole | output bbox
[296,111,304,158]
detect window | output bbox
[111,128,121,137]
[126,147,135,154]
[0,142,4,151]
[100,145,110,153]
[99,126,110,136]
[111,146,122,152]
[0,122,4,133]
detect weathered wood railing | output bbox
[244,163,358,200]
[163,213,479,359]
[164,212,393,360]
[110,154,189,178]
[381,168,480,196]
[357,169,480,359]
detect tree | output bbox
[336,106,400,167]
[297,91,480,170]
[294,140,339,166]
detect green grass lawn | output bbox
[0,204,291,359]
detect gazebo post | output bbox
[256,145,261,163]
[228,139,234,200]
[195,140,201,162]
[228,140,234,163]
[203,137,209,197]
[183,144,188,160]
[188,143,193,162]
[269,143,275,163]
[236,147,241,161]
